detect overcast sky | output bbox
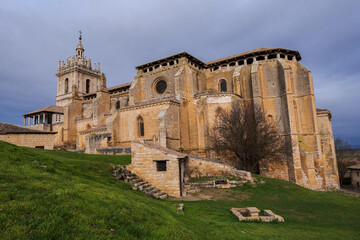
[0,0,359,146]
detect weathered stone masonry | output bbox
[23,38,339,191]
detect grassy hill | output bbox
[0,141,359,240]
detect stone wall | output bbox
[117,101,180,147]
[185,155,252,181]
[96,147,131,155]
[317,109,340,189]
[0,133,55,149]
[351,169,360,191]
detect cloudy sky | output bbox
[0,0,359,146]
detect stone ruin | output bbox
[184,178,248,195]
[231,207,284,222]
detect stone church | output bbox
[23,36,339,191]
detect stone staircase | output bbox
[112,166,168,199]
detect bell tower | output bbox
[55,32,102,107]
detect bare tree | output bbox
[335,137,354,185]
[207,102,290,173]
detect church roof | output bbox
[79,125,107,134]
[135,52,206,70]
[108,82,132,93]
[135,48,302,70]
[0,123,55,135]
[206,47,302,66]
[24,105,64,117]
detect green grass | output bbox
[0,141,359,239]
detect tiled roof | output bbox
[82,82,132,97]
[0,122,55,134]
[107,82,132,91]
[206,47,301,65]
[135,52,206,70]
[24,105,64,116]
[206,48,272,65]
[348,164,360,170]
[79,125,107,134]
[135,141,187,158]
[119,96,179,111]
[135,48,302,70]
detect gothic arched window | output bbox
[219,79,227,92]
[86,79,90,94]
[65,78,69,94]
[137,116,144,137]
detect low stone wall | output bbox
[0,133,55,150]
[184,179,248,195]
[186,155,253,182]
[68,149,86,153]
[96,147,131,155]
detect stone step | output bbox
[112,170,119,176]
[114,169,169,200]
[115,175,124,180]
[144,186,156,193]
[127,175,137,181]
[138,183,150,191]
[125,173,136,178]
[130,178,141,184]
[153,190,166,198]
[150,188,161,195]
[134,181,147,187]
[157,193,168,199]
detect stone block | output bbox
[246,216,260,221]
[221,184,231,188]
[246,207,260,217]
[264,210,275,216]
[274,215,285,222]
[259,216,274,222]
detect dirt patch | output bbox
[168,187,252,201]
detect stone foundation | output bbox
[231,207,284,222]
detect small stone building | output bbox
[23,105,64,132]
[348,164,360,191]
[0,122,56,149]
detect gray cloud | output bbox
[1,0,359,146]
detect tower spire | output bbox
[76,30,84,58]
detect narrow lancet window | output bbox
[86,79,90,94]
[137,116,144,137]
[220,79,227,92]
[65,78,69,94]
